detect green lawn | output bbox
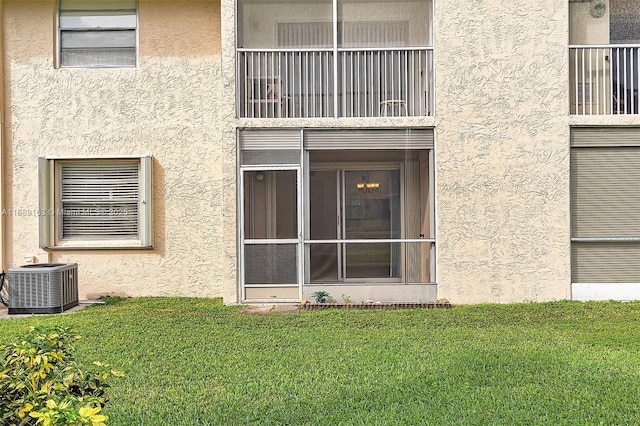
[1,298,640,425]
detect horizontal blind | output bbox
[61,31,136,49]
[304,129,433,150]
[277,22,332,48]
[571,147,640,237]
[570,127,640,147]
[573,242,640,283]
[240,129,301,150]
[341,21,410,48]
[60,161,139,239]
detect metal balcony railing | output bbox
[237,47,434,118]
[570,45,640,115]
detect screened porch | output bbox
[236,0,434,118]
[238,129,436,303]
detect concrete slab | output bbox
[0,300,102,320]
[241,304,300,315]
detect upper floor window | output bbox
[236,0,434,118]
[58,0,138,68]
[610,0,640,43]
[569,0,640,45]
[237,0,432,49]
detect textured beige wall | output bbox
[140,0,220,56]
[220,0,238,304]
[222,0,573,304]
[0,0,5,272]
[4,0,578,304]
[3,0,233,300]
[434,0,571,303]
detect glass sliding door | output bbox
[308,166,402,282]
[309,170,340,282]
[306,147,433,287]
[343,169,401,279]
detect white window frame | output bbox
[39,156,153,249]
[57,0,139,68]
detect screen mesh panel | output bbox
[244,244,298,284]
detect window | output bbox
[610,0,640,43]
[237,0,431,49]
[39,157,153,249]
[569,0,640,44]
[58,0,138,68]
[306,150,431,283]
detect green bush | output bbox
[0,326,123,426]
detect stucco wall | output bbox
[3,0,233,300]
[221,0,574,304]
[4,0,578,304]
[434,0,571,303]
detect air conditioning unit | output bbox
[8,263,78,314]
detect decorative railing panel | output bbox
[238,48,434,118]
[570,45,640,115]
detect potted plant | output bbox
[311,290,330,304]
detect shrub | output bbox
[0,326,124,426]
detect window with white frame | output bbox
[39,157,153,248]
[58,0,138,68]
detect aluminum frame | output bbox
[238,129,436,302]
[235,0,434,118]
[56,0,139,69]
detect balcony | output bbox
[570,45,640,115]
[568,0,640,116]
[236,0,433,119]
[237,47,433,118]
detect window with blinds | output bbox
[39,157,153,249]
[60,162,140,239]
[276,21,410,48]
[58,0,138,68]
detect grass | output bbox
[1,298,640,425]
